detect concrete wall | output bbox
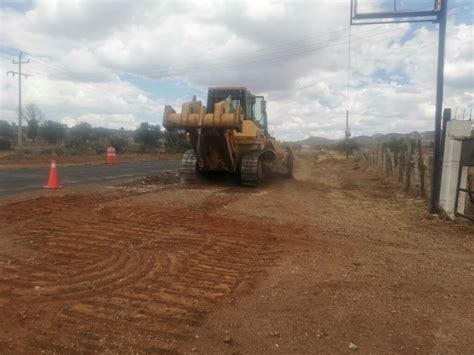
[439,120,473,217]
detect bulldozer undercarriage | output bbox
[180,149,288,186]
[241,150,277,186]
[180,150,199,183]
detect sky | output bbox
[0,0,472,141]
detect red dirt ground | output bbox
[0,151,472,354]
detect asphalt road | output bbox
[0,160,181,197]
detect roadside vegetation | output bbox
[0,103,190,159]
[335,138,360,156]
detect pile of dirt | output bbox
[121,170,181,187]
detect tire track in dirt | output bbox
[0,194,121,224]
[0,195,292,353]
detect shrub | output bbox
[66,148,82,156]
[40,121,67,144]
[54,147,64,156]
[23,104,43,142]
[94,143,107,155]
[126,144,140,154]
[39,148,53,155]
[335,138,360,155]
[164,129,191,153]
[65,136,84,149]
[382,137,415,154]
[70,122,93,143]
[0,138,11,150]
[134,122,161,147]
[108,136,129,153]
[92,127,111,142]
[0,120,14,139]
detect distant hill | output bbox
[285,131,434,147]
[354,131,434,145]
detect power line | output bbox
[138,26,362,76]
[8,26,381,82]
[137,27,388,78]
[22,27,362,81]
[144,28,401,79]
[2,26,411,114]
[1,30,326,80]
[4,4,461,84]
[0,2,464,81]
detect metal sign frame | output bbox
[349,0,448,214]
[351,0,440,25]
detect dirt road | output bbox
[0,151,472,354]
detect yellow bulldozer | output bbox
[163,87,293,186]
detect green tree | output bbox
[108,136,129,153]
[382,137,413,154]
[92,127,111,142]
[39,120,67,144]
[164,129,190,152]
[134,122,161,147]
[0,120,13,150]
[23,104,43,142]
[335,138,360,155]
[70,122,93,143]
[0,120,13,139]
[27,119,40,142]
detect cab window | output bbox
[253,97,264,126]
[231,99,241,111]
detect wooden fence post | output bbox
[385,149,390,176]
[417,139,425,197]
[380,146,384,171]
[428,156,433,198]
[399,152,405,182]
[378,145,382,169]
[390,150,397,179]
[405,141,412,192]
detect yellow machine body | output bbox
[163,87,292,185]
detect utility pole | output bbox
[432,0,448,214]
[345,110,351,159]
[7,52,32,149]
[351,0,448,214]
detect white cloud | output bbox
[62,113,139,129]
[0,0,472,141]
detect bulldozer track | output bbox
[180,149,198,183]
[0,195,286,353]
[240,151,262,186]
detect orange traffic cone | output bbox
[43,160,63,189]
[106,146,117,165]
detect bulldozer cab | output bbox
[207,87,268,133]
